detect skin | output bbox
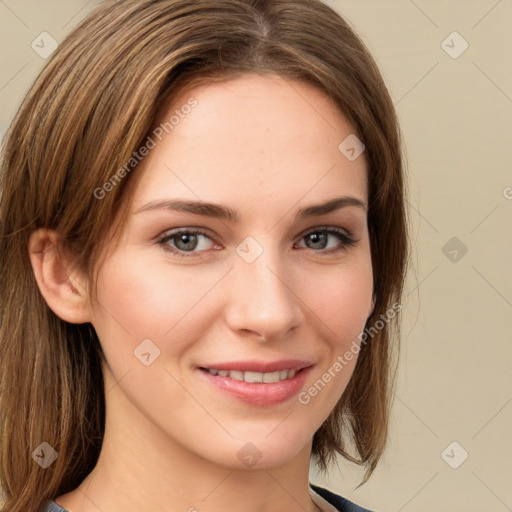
[29,72,374,512]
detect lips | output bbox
[196,359,314,406]
[198,359,312,373]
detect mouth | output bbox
[196,360,314,406]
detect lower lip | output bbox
[197,366,313,406]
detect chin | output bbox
[202,429,313,471]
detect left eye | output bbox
[158,227,356,257]
[296,228,356,252]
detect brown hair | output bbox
[0,0,410,510]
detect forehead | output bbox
[133,73,367,212]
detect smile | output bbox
[200,368,298,383]
[197,362,314,406]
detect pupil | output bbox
[177,233,197,251]
[308,232,327,249]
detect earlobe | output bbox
[28,229,92,324]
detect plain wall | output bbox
[0,1,511,511]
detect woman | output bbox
[0,1,410,511]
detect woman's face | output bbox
[89,73,374,469]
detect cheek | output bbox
[306,258,373,343]
[295,265,372,420]
[90,253,228,357]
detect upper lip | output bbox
[198,359,313,373]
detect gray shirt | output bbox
[41,484,375,512]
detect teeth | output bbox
[263,371,281,383]
[244,371,264,383]
[205,368,299,382]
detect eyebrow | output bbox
[134,195,367,222]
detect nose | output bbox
[223,246,305,342]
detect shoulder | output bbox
[310,483,378,512]
[1,502,68,512]
[41,501,69,512]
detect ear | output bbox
[28,229,92,324]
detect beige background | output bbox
[1,1,511,511]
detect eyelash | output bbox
[157,227,357,259]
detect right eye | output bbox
[158,228,219,257]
